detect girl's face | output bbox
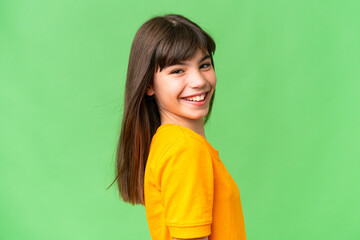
[146,48,216,126]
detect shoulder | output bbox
[152,124,210,157]
[148,125,213,172]
[146,125,216,190]
[157,135,210,162]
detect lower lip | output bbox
[181,92,208,106]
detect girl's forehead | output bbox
[176,50,210,65]
[186,48,209,60]
[166,48,209,64]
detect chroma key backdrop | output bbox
[1,0,359,239]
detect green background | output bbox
[1,0,359,239]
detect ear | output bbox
[146,84,155,96]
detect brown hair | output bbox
[107,14,216,205]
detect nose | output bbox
[188,69,207,88]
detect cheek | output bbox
[208,71,217,87]
[154,79,183,101]
[213,75,217,86]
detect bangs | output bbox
[153,23,215,72]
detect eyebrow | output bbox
[164,55,211,69]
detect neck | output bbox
[161,119,206,139]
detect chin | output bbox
[187,113,209,120]
[180,107,210,120]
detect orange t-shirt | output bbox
[144,123,246,239]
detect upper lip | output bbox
[181,91,209,99]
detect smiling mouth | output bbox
[182,91,210,102]
[182,92,208,102]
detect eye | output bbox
[171,69,184,74]
[200,63,211,69]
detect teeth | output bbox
[184,93,206,101]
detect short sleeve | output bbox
[159,137,214,239]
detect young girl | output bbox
[111,14,246,240]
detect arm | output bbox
[173,237,208,240]
[162,138,214,240]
